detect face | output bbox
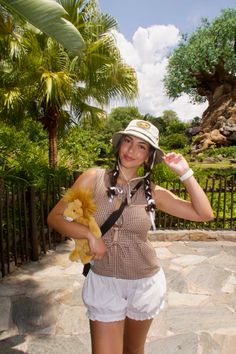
[118,135,150,168]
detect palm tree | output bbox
[0,0,138,166]
[0,0,85,53]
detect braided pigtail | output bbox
[107,159,120,201]
[107,137,125,201]
[144,150,157,230]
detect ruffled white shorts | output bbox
[82,268,166,322]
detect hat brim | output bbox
[112,132,164,164]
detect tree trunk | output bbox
[39,107,59,167]
[190,85,236,153]
[48,124,58,167]
[201,88,236,133]
[192,61,236,142]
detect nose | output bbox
[127,142,134,153]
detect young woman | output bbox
[47,119,214,354]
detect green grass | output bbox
[192,161,235,169]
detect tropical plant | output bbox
[0,0,85,54]
[0,0,138,166]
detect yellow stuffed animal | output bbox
[62,187,101,264]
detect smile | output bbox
[123,154,135,161]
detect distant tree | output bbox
[190,116,201,126]
[105,106,143,134]
[162,110,179,123]
[164,9,236,132]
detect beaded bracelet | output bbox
[179,168,194,182]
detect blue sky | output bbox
[97,1,236,121]
[98,0,236,39]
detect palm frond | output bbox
[0,0,85,54]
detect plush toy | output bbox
[62,187,101,264]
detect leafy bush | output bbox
[160,133,189,149]
[0,121,49,186]
[199,146,236,159]
[58,126,113,172]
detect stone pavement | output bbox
[1,231,236,354]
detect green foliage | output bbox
[161,110,179,123]
[164,8,236,102]
[151,162,177,183]
[0,106,234,189]
[0,1,138,167]
[199,145,236,159]
[0,0,85,54]
[58,125,113,171]
[151,110,190,150]
[161,133,189,149]
[105,106,143,134]
[192,146,236,177]
[0,120,49,186]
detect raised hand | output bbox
[162,152,190,176]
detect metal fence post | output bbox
[28,186,39,261]
[73,170,81,182]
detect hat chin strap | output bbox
[117,159,156,230]
[150,150,156,169]
[118,160,150,183]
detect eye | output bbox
[139,144,148,151]
[124,136,131,143]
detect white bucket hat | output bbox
[112,119,164,163]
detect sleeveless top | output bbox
[91,168,161,279]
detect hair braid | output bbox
[107,159,119,200]
[143,162,156,212]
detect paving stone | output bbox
[167,291,210,307]
[1,237,236,354]
[12,295,59,335]
[185,263,232,294]
[0,297,12,331]
[171,254,207,266]
[26,335,91,354]
[56,304,89,335]
[164,268,188,292]
[145,333,200,354]
[0,334,28,354]
[166,306,236,334]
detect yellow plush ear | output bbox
[63,187,81,203]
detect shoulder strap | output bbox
[100,179,143,236]
[82,180,143,277]
[100,200,126,235]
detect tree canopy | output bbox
[164,8,236,104]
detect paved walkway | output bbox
[1,233,236,354]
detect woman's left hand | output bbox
[162,152,190,176]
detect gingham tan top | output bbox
[91,168,160,279]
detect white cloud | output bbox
[110,25,207,121]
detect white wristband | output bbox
[179,168,193,182]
